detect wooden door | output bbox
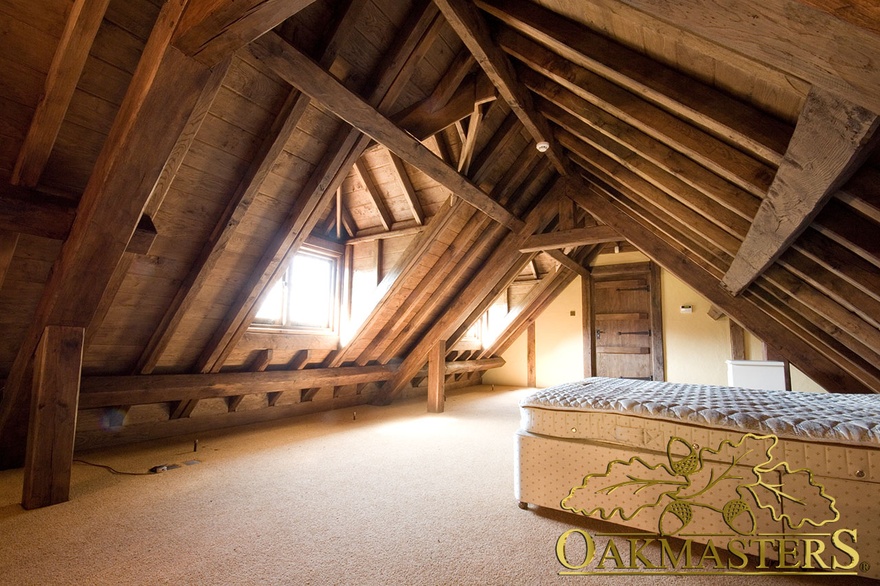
[590,263,664,381]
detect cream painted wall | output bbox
[484,259,828,392]
[484,278,583,387]
[661,270,730,385]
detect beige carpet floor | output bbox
[0,385,870,585]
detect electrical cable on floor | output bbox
[73,459,155,476]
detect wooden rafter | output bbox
[354,159,394,231]
[248,33,523,231]
[723,87,880,295]
[528,74,760,225]
[0,0,212,469]
[375,183,563,403]
[12,0,112,188]
[172,0,321,65]
[520,226,620,252]
[137,1,367,380]
[84,56,233,349]
[569,175,879,394]
[501,29,774,198]
[546,249,590,279]
[388,152,425,225]
[433,0,567,174]
[194,1,444,374]
[476,0,793,164]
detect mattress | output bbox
[515,377,880,578]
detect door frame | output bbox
[584,261,665,381]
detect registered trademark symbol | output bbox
[860,561,870,572]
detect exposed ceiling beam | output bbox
[476,0,793,165]
[433,0,567,174]
[172,0,321,65]
[568,175,878,394]
[0,0,212,469]
[521,66,761,224]
[723,87,880,295]
[12,0,111,187]
[79,364,397,408]
[248,32,523,231]
[612,0,880,114]
[520,225,620,252]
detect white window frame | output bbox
[251,245,342,334]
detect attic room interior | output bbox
[1,0,879,582]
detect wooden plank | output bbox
[355,159,394,230]
[12,0,112,187]
[427,339,445,412]
[723,87,880,295]
[434,0,566,174]
[137,0,365,375]
[569,176,877,394]
[526,322,536,387]
[21,325,84,510]
[520,225,620,252]
[477,0,793,164]
[611,0,880,115]
[172,0,321,65]
[248,33,523,231]
[596,312,648,321]
[0,0,211,470]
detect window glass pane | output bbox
[255,278,284,322]
[288,253,335,328]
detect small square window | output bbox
[253,247,339,333]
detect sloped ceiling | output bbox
[0,0,878,467]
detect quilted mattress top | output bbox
[521,377,880,446]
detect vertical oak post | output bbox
[22,325,85,509]
[428,339,446,413]
[582,275,595,378]
[729,321,747,361]
[527,322,536,387]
